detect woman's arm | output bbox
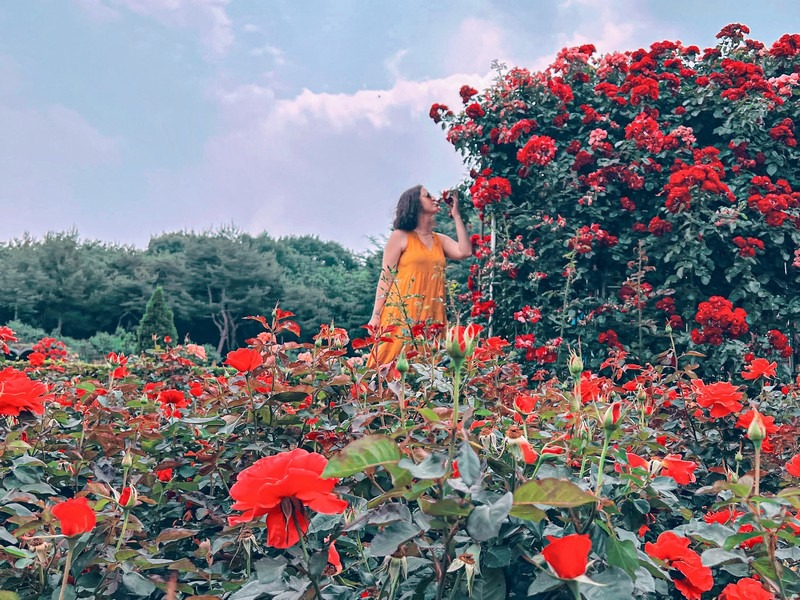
[439,193,473,260]
[368,230,407,328]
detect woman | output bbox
[367,185,473,367]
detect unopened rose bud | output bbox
[396,352,409,374]
[665,322,673,334]
[567,352,583,379]
[747,409,766,446]
[122,451,133,469]
[118,485,137,509]
[603,402,621,434]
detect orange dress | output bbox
[370,231,447,366]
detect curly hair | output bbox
[392,185,423,231]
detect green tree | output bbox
[136,286,178,351]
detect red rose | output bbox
[645,531,712,599]
[741,358,777,380]
[445,323,483,360]
[691,380,743,418]
[786,453,800,477]
[156,468,173,482]
[541,533,592,579]
[52,497,97,537]
[513,394,538,414]
[0,367,53,416]
[225,348,264,372]
[661,454,697,485]
[157,389,190,418]
[228,448,347,548]
[719,577,775,600]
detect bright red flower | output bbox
[615,452,649,475]
[156,468,173,482]
[225,348,264,372]
[228,448,347,548]
[27,352,46,367]
[719,577,775,600]
[644,532,713,599]
[692,380,744,418]
[0,367,53,416]
[514,394,538,414]
[787,454,800,477]
[157,389,190,418]
[0,325,17,354]
[741,358,778,380]
[661,454,697,485]
[52,497,96,537]
[541,533,592,579]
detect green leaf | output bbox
[418,497,472,517]
[467,492,512,542]
[527,572,563,596]
[457,441,481,487]
[723,529,763,551]
[323,435,403,479]
[122,571,156,596]
[581,567,633,600]
[606,535,639,579]
[701,548,746,567]
[471,567,506,600]
[511,478,596,521]
[368,520,421,557]
[397,453,447,479]
[154,528,198,545]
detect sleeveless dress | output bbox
[371,231,447,366]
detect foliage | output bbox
[136,286,178,352]
[0,229,378,351]
[1,306,800,600]
[432,24,800,377]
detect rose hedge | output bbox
[2,315,800,599]
[433,24,800,378]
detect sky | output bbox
[1,1,798,253]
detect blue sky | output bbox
[1,1,798,252]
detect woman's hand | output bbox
[368,313,381,330]
[445,190,460,219]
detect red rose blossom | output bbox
[228,448,347,548]
[692,380,743,418]
[52,497,97,537]
[661,454,697,485]
[645,531,712,599]
[0,367,53,416]
[719,577,775,600]
[741,358,777,380]
[541,533,591,579]
[225,348,264,373]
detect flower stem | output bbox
[58,540,75,600]
[114,510,131,553]
[448,359,464,467]
[594,436,610,497]
[295,516,323,600]
[754,443,761,497]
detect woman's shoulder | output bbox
[387,229,411,251]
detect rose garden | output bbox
[1,23,800,600]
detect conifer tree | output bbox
[136,286,178,352]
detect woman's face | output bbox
[419,187,440,214]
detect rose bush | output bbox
[433,24,800,378]
[0,306,799,599]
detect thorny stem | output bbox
[295,515,323,600]
[447,359,464,468]
[114,510,131,553]
[58,540,76,600]
[594,436,611,497]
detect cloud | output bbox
[444,18,512,73]
[73,0,234,58]
[141,67,500,250]
[0,89,122,241]
[555,0,650,53]
[249,44,286,66]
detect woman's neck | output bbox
[415,214,435,234]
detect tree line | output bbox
[0,228,382,355]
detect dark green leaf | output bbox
[467,492,512,542]
[369,520,421,557]
[457,441,481,487]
